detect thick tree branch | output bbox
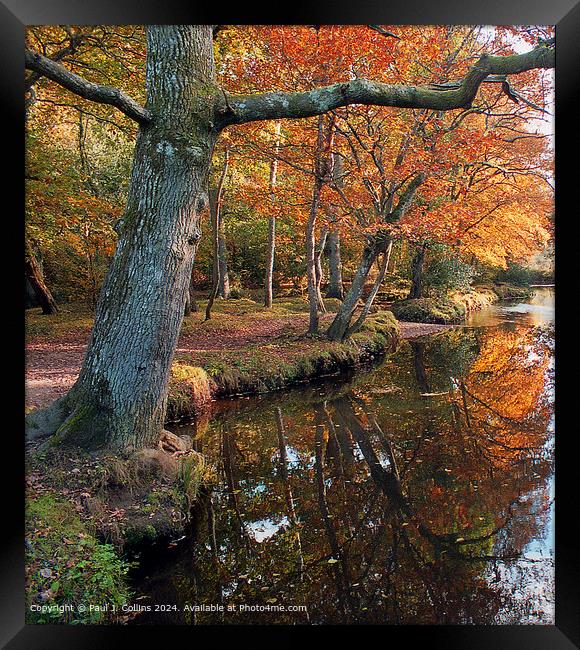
[25,48,152,125]
[216,44,554,130]
[25,28,86,92]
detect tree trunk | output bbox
[408,242,427,299]
[206,150,230,321]
[326,240,383,342]
[26,26,217,450]
[264,215,276,308]
[326,173,424,341]
[307,114,334,334]
[264,121,281,308]
[346,242,392,337]
[217,211,230,299]
[315,226,328,313]
[306,177,324,334]
[25,244,58,315]
[325,229,344,300]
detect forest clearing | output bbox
[24,25,554,627]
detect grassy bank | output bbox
[168,309,400,420]
[26,491,132,624]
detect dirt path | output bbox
[25,316,452,410]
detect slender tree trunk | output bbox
[217,230,230,299]
[264,121,281,308]
[26,26,217,450]
[315,226,328,313]
[346,242,392,337]
[408,242,427,299]
[327,173,424,341]
[25,243,58,315]
[306,177,324,334]
[206,150,230,321]
[326,240,383,342]
[307,114,334,334]
[325,229,344,299]
[264,216,276,308]
[216,167,230,298]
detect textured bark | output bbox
[264,121,281,308]
[264,216,276,308]
[307,115,335,334]
[26,26,217,450]
[25,244,59,315]
[25,48,151,124]
[306,177,324,334]
[325,229,344,300]
[24,31,555,452]
[217,45,554,128]
[217,228,230,299]
[408,243,427,299]
[327,172,425,341]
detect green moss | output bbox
[391,298,466,324]
[26,495,131,624]
[124,523,158,547]
[167,309,399,417]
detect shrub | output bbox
[495,262,534,287]
[424,248,475,294]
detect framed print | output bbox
[4,0,579,646]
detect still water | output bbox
[135,287,555,624]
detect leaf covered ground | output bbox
[26,294,451,411]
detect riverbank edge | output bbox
[25,310,401,622]
[166,310,401,421]
[24,291,531,622]
[390,283,534,325]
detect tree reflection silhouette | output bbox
[134,323,554,624]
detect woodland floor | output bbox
[25,296,452,410]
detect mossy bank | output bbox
[26,437,212,624]
[390,284,534,325]
[167,310,400,419]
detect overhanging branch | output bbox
[216,44,554,130]
[25,48,152,125]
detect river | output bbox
[133,286,555,625]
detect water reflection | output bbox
[135,293,554,625]
[466,286,554,328]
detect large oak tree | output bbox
[24,25,554,450]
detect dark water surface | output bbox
[134,287,555,624]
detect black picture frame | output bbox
[5,1,578,646]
